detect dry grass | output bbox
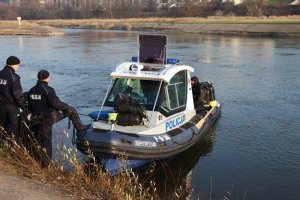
[0,16,299,28]
[1,16,299,35]
[0,121,159,200]
[1,16,296,29]
[0,20,39,28]
[32,16,300,27]
[0,20,64,36]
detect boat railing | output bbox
[147,80,163,128]
[96,79,114,121]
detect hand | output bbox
[67,107,76,116]
[20,108,30,121]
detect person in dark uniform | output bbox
[0,56,26,143]
[27,70,89,166]
[191,76,210,112]
[191,76,213,112]
[191,76,202,110]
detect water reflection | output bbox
[139,128,216,199]
[18,36,24,52]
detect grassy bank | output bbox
[0,127,159,200]
[1,16,300,36]
[0,20,64,36]
[34,16,300,27]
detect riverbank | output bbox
[0,21,64,36]
[0,160,73,200]
[1,16,300,37]
[0,134,156,200]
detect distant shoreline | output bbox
[1,16,300,37]
[0,21,64,36]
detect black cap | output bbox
[37,70,50,80]
[191,76,199,84]
[6,56,20,65]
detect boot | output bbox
[69,110,90,132]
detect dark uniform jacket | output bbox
[192,82,201,107]
[0,65,26,109]
[28,80,71,117]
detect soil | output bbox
[0,161,74,200]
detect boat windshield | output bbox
[104,78,162,110]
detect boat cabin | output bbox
[94,35,196,133]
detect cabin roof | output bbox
[110,61,194,83]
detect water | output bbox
[1,30,300,200]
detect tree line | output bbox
[0,0,299,20]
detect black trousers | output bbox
[31,110,66,167]
[0,105,19,140]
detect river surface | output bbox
[1,29,300,200]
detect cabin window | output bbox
[159,70,187,117]
[104,78,161,110]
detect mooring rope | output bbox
[78,113,89,117]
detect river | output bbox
[1,29,299,200]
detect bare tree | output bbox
[19,0,45,19]
[145,0,158,12]
[244,0,265,16]
[0,3,18,20]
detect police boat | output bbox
[76,34,221,175]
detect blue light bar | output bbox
[167,58,179,64]
[131,56,138,62]
[131,57,179,64]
